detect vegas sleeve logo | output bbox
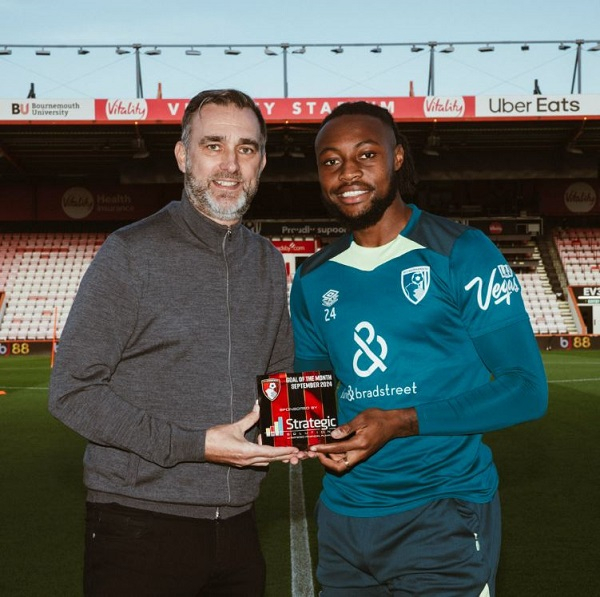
[464,264,520,310]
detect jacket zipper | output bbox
[222,228,233,507]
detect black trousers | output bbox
[84,502,266,597]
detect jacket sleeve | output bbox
[416,309,548,435]
[48,235,205,468]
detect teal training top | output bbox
[290,205,547,517]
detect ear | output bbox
[393,144,404,173]
[174,140,187,174]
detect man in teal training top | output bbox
[290,101,548,596]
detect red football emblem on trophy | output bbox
[261,378,281,401]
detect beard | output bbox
[184,168,258,223]
[321,177,399,231]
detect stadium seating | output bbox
[554,227,600,286]
[487,229,578,334]
[0,232,106,341]
[519,271,576,335]
[489,233,540,273]
[1,228,598,341]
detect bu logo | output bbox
[261,379,281,401]
[401,266,431,305]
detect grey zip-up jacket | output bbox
[48,194,294,519]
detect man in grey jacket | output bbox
[49,89,298,596]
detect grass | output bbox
[0,358,85,596]
[0,350,599,596]
[488,350,600,594]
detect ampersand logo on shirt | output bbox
[352,321,388,378]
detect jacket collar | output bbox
[178,190,244,250]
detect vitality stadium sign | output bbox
[3,95,600,124]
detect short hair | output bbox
[180,89,267,151]
[318,101,417,198]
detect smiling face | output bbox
[174,103,266,225]
[315,114,404,231]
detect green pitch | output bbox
[1,350,598,596]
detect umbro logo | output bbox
[322,289,339,308]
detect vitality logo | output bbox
[352,321,388,377]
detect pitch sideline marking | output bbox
[548,377,600,383]
[1,386,49,391]
[289,462,315,597]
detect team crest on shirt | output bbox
[261,379,281,401]
[401,266,431,305]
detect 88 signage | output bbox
[537,335,600,351]
[0,342,51,357]
[0,342,33,356]
[558,336,596,350]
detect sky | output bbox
[1,0,600,100]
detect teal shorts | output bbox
[316,493,500,597]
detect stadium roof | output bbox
[1,95,600,183]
